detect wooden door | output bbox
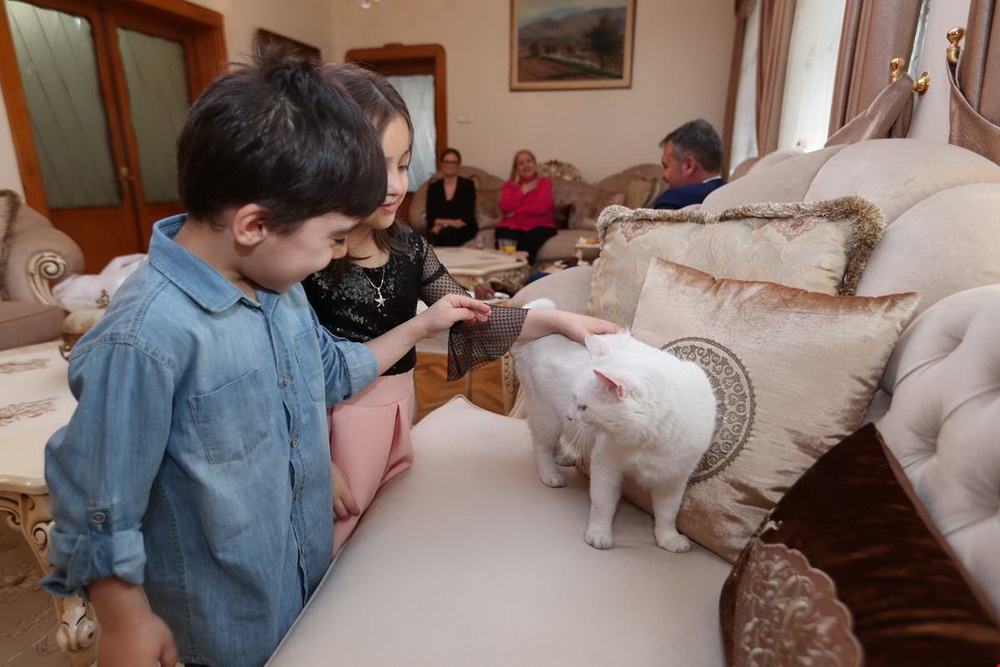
[0,0,224,272]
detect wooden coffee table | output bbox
[432,247,531,294]
[0,341,97,665]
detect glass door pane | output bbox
[5,0,119,207]
[117,27,188,204]
[386,74,436,192]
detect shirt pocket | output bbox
[293,330,326,403]
[189,370,270,463]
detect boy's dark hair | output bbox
[659,119,724,174]
[177,48,387,233]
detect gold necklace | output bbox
[361,265,387,310]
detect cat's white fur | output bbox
[514,299,716,552]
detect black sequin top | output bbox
[303,225,528,379]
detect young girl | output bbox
[303,63,621,554]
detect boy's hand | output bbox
[331,461,360,520]
[419,294,490,336]
[98,611,177,667]
[555,312,623,345]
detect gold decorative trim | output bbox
[947,27,965,66]
[501,351,519,415]
[912,71,930,95]
[28,251,68,307]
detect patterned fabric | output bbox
[624,259,918,562]
[721,424,1000,664]
[588,197,885,327]
[304,225,527,380]
[0,190,21,301]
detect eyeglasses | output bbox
[440,159,460,165]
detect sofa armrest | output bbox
[5,206,84,305]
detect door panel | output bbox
[5,0,141,269]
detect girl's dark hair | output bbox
[318,63,414,280]
[440,147,462,163]
[177,47,386,233]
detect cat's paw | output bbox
[541,471,567,488]
[655,531,691,553]
[554,452,576,467]
[585,528,614,550]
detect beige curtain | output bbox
[755,0,796,155]
[949,0,1000,163]
[722,0,756,177]
[825,74,915,146]
[828,0,923,136]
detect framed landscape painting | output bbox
[510,0,636,91]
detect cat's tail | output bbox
[522,298,556,310]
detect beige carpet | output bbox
[0,526,64,666]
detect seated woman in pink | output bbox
[495,149,556,265]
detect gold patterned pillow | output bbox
[588,197,885,326]
[624,259,919,562]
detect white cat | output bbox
[514,301,716,552]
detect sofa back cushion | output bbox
[588,197,885,327]
[0,190,20,301]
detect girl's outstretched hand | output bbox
[419,294,491,336]
[556,312,623,344]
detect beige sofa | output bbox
[408,163,662,265]
[270,139,1000,664]
[0,192,82,350]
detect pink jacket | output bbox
[498,177,555,231]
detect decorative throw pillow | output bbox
[553,203,574,230]
[720,424,1000,664]
[623,177,657,209]
[572,191,623,231]
[0,190,21,301]
[476,188,502,224]
[588,197,885,326]
[624,259,919,562]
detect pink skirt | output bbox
[329,371,415,555]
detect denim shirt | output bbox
[42,216,377,667]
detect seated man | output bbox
[652,119,725,210]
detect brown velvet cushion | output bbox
[624,259,919,562]
[0,190,20,301]
[720,424,1000,664]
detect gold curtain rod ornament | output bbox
[947,27,965,66]
[889,57,930,95]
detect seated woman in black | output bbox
[426,147,478,246]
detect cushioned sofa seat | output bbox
[0,301,63,351]
[270,397,730,666]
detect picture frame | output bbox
[510,0,636,91]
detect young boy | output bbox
[41,52,489,667]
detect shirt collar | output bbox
[148,215,262,313]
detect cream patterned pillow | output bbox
[623,259,919,562]
[588,197,885,326]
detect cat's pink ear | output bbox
[585,334,612,359]
[594,369,628,398]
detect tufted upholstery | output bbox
[877,285,1000,615]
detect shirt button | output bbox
[290,437,299,448]
[282,374,291,387]
[90,511,107,525]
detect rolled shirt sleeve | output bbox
[317,326,378,407]
[42,342,174,597]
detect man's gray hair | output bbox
[659,119,723,174]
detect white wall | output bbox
[330,0,735,181]
[908,0,972,142]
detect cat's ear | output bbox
[585,334,612,359]
[594,369,629,399]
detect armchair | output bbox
[0,191,84,350]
